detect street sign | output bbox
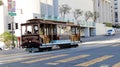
[8,0,16,16]
[9,12,16,16]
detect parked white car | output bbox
[106,29,115,36]
[0,41,5,50]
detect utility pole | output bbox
[11,17,15,48]
[8,0,16,48]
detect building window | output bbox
[115,18,118,22]
[114,3,117,5]
[48,15,51,18]
[115,12,118,22]
[115,12,118,18]
[98,0,100,7]
[115,7,118,9]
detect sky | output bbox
[59,0,93,12]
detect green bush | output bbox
[0,32,17,48]
[104,23,112,27]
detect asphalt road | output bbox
[0,41,120,67]
[0,33,120,67]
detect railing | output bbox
[42,16,75,23]
[41,16,95,27]
[79,20,95,27]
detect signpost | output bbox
[8,0,16,48]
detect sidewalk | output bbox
[82,32,120,42]
[80,33,120,46]
[0,48,28,55]
[81,35,105,42]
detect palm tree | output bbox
[85,11,99,22]
[85,11,93,21]
[93,11,99,22]
[0,0,3,6]
[59,4,71,18]
[73,9,83,24]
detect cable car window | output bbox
[71,27,75,34]
[21,26,26,35]
[76,27,79,34]
[33,25,38,34]
[27,26,32,34]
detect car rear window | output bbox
[108,30,112,32]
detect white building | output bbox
[59,0,112,36]
[0,0,59,37]
[111,0,120,25]
[93,0,112,23]
[0,0,8,34]
[40,0,59,19]
[93,0,113,35]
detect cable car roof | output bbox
[21,19,80,27]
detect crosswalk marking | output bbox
[0,63,4,64]
[47,62,59,65]
[0,54,51,64]
[47,55,90,65]
[112,62,120,67]
[75,55,113,67]
[112,44,120,47]
[22,54,68,64]
[0,53,27,58]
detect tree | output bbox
[85,11,93,21]
[0,0,3,6]
[73,9,83,22]
[112,24,120,28]
[93,11,99,22]
[0,32,17,48]
[59,4,71,18]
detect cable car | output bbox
[21,19,81,52]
